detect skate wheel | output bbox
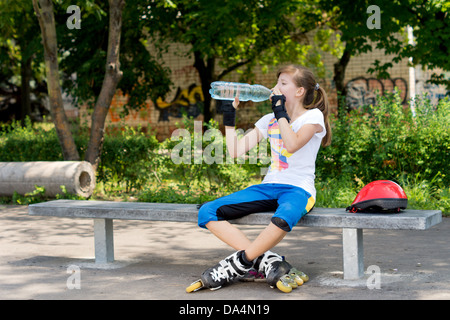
[289,277,298,288]
[290,268,309,283]
[275,275,296,293]
[300,273,309,283]
[291,274,304,286]
[186,280,203,293]
[276,280,293,293]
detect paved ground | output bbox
[0,204,449,301]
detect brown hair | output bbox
[277,65,332,147]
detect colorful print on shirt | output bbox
[267,117,292,172]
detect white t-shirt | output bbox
[255,108,326,199]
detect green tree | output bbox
[31,0,172,167]
[319,0,450,113]
[143,0,329,125]
[389,0,449,88]
[0,1,46,122]
[55,1,172,113]
[33,0,80,160]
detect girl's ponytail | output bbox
[277,64,332,147]
[277,65,331,147]
[313,86,331,147]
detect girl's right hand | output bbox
[232,86,240,109]
[232,95,240,109]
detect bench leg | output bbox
[342,228,364,280]
[94,219,114,264]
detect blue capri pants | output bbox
[198,183,315,232]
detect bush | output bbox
[317,91,450,187]
[0,118,63,161]
[137,116,261,202]
[96,126,159,192]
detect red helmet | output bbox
[346,180,408,213]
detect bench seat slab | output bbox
[29,200,442,230]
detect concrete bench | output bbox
[28,199,442,280]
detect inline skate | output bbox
[186,250,252,293]
[253,250,309,293]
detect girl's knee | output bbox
[271,216,291,232]
[197,201,218,229]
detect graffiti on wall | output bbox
[108,98,150,124]
[415,68,450,105]
[416,81,450,106]
[155,83,204,121]
[345,77,408,110]
[106,83,204,124]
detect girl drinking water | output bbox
[189,65,331,293]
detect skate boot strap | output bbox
[254,252,286,275]
[201,250,252,288]
[209,263,231,282]
[248,270,265,279]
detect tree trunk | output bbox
[20,55,32,122]
[193,51,214,127]
[32,0,80,160]
[193,52,254,127]
[84,0,125,170]
[333,46,352,116]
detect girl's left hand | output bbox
[270,87,283,106]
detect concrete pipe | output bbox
[0,161,96,198]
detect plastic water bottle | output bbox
[209,81,272,102]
